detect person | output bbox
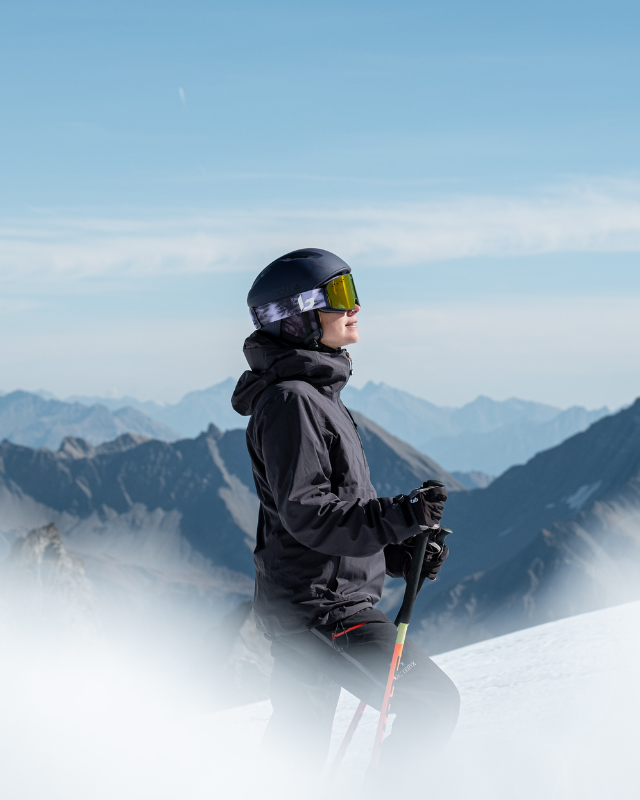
[231,248,459,786]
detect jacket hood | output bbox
[231,331,352,417]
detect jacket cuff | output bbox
[383,543,411,578]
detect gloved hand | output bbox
[408,480,448,528]
[421,541,449,581]
[389,532,450,583]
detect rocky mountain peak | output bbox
[1,523,95,634]
[94,432,151,456]
[59,436,97,459]
[203,422,224,439]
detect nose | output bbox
[347,303,360,316]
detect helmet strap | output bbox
[278,310,324,350]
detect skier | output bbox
[231,248,459,785]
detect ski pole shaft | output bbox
[330,532,430,773]
[331,525,452,771]
[370,529,431,768]
[332,699,367,768]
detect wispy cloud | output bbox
[2,180,640,283]
[178,87,186,106]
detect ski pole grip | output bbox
[394,530,430,627]
[434,525,453,548]
[417,526,453,592]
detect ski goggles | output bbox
[250,273,358,330]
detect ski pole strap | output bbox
[394,530,430,627]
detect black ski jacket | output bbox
[231,331,423,637]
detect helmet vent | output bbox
[281,251,321,261]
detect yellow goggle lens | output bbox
[325,273,358,310]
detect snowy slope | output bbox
[209,600,640,798]
[3,601,637,799]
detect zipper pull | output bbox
[344,350,353,376]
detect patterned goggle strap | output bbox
[250,288,328,330]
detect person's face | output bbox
[318,304,360,349]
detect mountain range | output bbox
[61,380,610,476]
[341,382,610,475]
[409,397,640,652]
[0,390,180,449]
[0,413,464,638]
[66,378,242,437]
[2,390,640,662]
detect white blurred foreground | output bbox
[2,601,639,800]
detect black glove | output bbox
[422,526,452,581]
[421,542,449,581]
[389,535,450,583]
[408,480,448,528]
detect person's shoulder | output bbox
[255,380,323,419]
[273,379,318,397]
[267,379,321,407]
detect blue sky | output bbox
[1,0,639,409]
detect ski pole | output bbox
[330,563,430,771]
[331,524,452,770]
[371,525,452,769]
[369,527,432,768]
[332,698,368,768]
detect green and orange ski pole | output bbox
[369,526,432,767]
[331,524,452,771]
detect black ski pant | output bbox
[262,607,460,774]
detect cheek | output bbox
[322,314,343,333]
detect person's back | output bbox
[231,248,459,792]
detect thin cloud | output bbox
[356,294,640,408]
[178,87,186,106]
[2,294,639,409]
[2,180,640,283]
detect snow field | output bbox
[206,600,640,799]
[1,601,639,800]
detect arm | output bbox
[258,390,421,557]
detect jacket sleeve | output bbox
[384,542,412,578]
[258,389,421,557]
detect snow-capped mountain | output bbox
[412,397,640,652]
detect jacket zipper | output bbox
[342,403,368,467]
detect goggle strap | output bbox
[251,288,328,329]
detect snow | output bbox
[2,601,639,799]
[565,480,602,511]
[207,600,640,798]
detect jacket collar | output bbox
[231,331,351,416]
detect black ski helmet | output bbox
[247,248,354,348]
